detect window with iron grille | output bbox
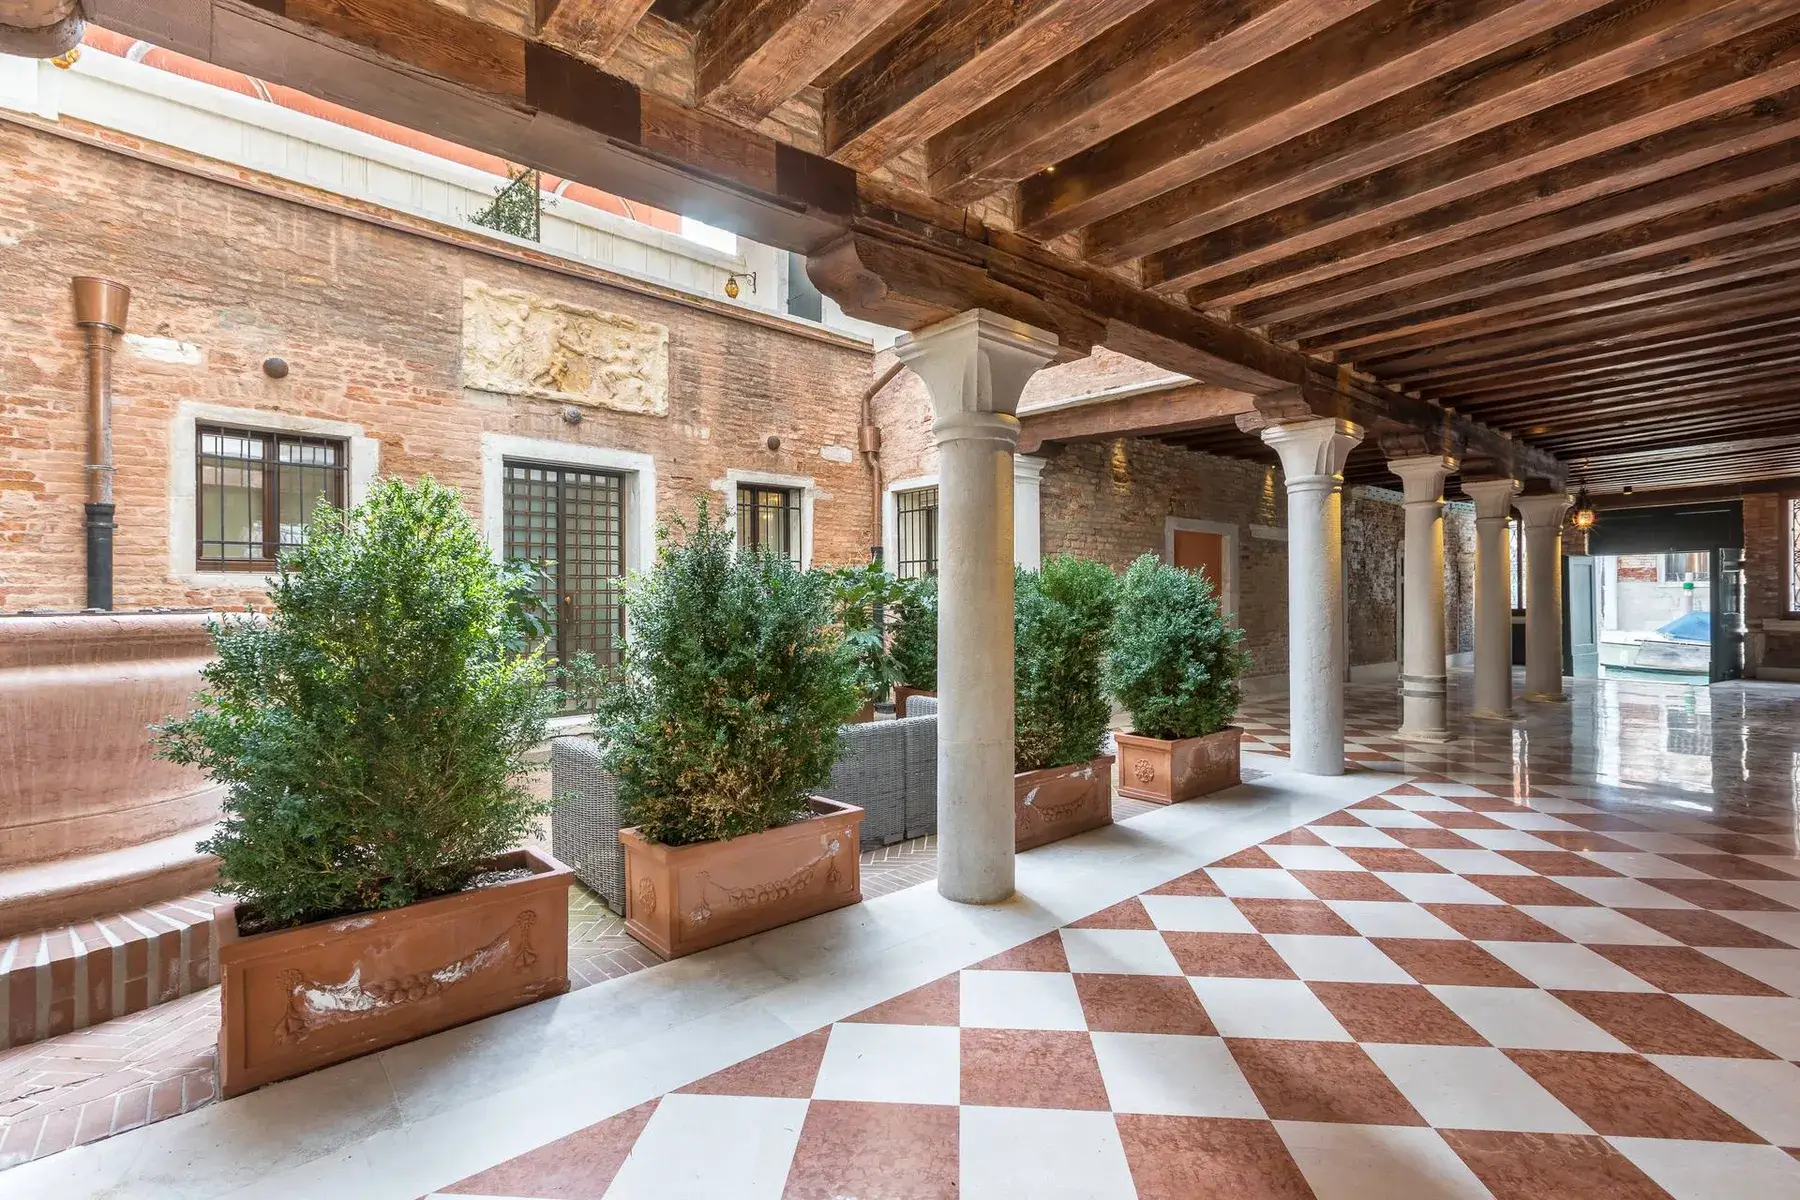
[894,486,939,579]
[196,425,347,569]
[1509,517,1526,612]
[736,484,802,563]
[502,462,627,667]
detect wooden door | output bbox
[1172,530,1225,594]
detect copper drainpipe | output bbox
[860,359,905,565]
[72,276,131,610]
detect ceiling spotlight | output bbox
[1622,485,1633,497]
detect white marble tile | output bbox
[1583,852,1708,880]
[1549,876,1700,909]
[1674,994,1800,1059]
[1699,947,1800,995]
[1721,910,1800,949]
[1262,843,1369,872]
[602,1094,805,1200]
[1416,848,1536,876]
[959,1107,1135,1200]
[1426,986,1628,1052]
[1650,1056,1800,1147]
[1447,828,1561,852]
[1208,868,1315,898]
[1309,825,1407,848]
[1186,977,1352,1041]
[1060,927,1185,976]
[1364,1044,1590,1133]
[1516,905,1680,946]
[812,1022,960,1106]
[959,970,1087,1031]
[1279,1122,1492,1200]
[1138,894,1257,933]
[1374,872,1505,905]
[1265,935,1411,984]
[1089,1032,1264,1118]
[1324,900,1462,940]
[1609,1137,1800,1200]
[1477,941,1659,992]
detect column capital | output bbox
[1260,417,1364,485]
[893,309,1060,422]
[1462,477,1521,520]
[1387,454,1457,505]
[1513,491,1573,530]
[1013,453,1048,481]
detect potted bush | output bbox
[890,574,937,717]
[1107,553,1250,804]
[600,502,866,958]
[155,478,570,1099]
[1013,555,1118,851]
[822,560,908,722]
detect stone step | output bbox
[0,823,219,941]
[0,893,219,1052]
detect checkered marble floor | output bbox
[432,756,1800,1199]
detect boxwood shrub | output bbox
[1014,554,1117,772]
[1105,553,1249,741]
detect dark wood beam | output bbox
[536,0,655,60]
[1017,384,1256,453]
[696,0,916,124]
[821,0,1157,171]
[1587,479,1799,506]
[1018,0,1598,241]
[923,0,1375,205]
[1453,345,1800,407]
[1484,379,1800,433]
[1144,15,1800,290]
[1103,0,1795,269]
[1541,412,1800,455]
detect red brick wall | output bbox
[1744,491,1800,673]
[0,121,878,612]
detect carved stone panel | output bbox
[461,280,669,416]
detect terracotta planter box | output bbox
[1115,727,1244,804]
[893,686,935,718]
[852,701,877,724]
[216,847,572,1099]
[619,797,863,959]
[1015,755,1115,852]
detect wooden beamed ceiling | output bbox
[67,0,1800,492]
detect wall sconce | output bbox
[724,271,757,300]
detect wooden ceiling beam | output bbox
[1233,131,1800,328]
[1544,416,1800,456]
[1481,379,1800,432]
[535,0,655,62]
[695,0,916,124]
[1101,0,1784,269]
[1017,0,1599,242]
[923,0,1376,206]
[1455,347,1800,409]
[1145,15,1800,291]
[1016,384,1257,453]
[821,0,1158,171]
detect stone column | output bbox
[1261,417,1364,775]
[894,310,1058,904]
[1513,492,1572,702]
[1388,455,1457,741]
[1013,454,1046,570]
[1463,478,1521,721]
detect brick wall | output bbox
[0,121,878,611]
[1744,491,1800,673]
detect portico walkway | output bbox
[7,672,1799,1199]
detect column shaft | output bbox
[1389,456,1456,741]
[1514,493,1572,703]
[1464,478,1520,721]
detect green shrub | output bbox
[1015,554,1117,772]
[1105,553,1249,741]
[890,575,937,692]
[597,501,863,846]
[154,477,554,930]
[822,560,909,705]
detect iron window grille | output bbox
[502,461,627,668]
[736,484,802,563]
[1788,497,1800,615]
[1509,517,1526,612]
[894,486,939,578]
[195,425,347,570]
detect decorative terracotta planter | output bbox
[1014,756,1115,851]
[893,686,936,718]
[216,847,572,1099]
[853,701,877,724]
[619,797,863,959]
[1115,727,1243,804]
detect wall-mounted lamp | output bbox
[724,271,757,300]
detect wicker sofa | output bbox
[550,713,939,914]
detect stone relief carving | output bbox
[461,280,669,416]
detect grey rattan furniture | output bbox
[550,735,628,913]
[908,695,939,718]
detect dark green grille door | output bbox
[502,462,626,666]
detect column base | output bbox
[1469,708,1522,723]
[1522,691,1568,703]
[937,880,1016,906]
[1395,726,1457,744]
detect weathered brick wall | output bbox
[0,121,877,611]
[1744,492,1800,672]
[1344,490,1404,669]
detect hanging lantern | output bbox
[1570,487,1597,530]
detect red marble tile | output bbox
[1382,784,1435,797]
[1442,1130,1678,1200]
[1148,870,1227,897]
[1340,847,1451,874]
[1661,854,1800,881]
[1371,939,1535,988]
[1642,879,1796,913]
[1386,826,1485,850]
[1225,1039,1425,1126]
[1162,933,1298,979]
[1233,899,1358,937]
[1528,831,1644,854]
[1589,945,1785,996]
[1072,898,1158,930]
[1463,875,1602,907]
[1499,851,1623,878]
[677,1028,830,1098]
[1507,1050,1761,1142]
[1116,1115,1313,1200]
[1352,797,1404,810]
[1615,907,1790,949]
[1309,810,1368,828]
[1551,991,1778,1058]
[1075,973,1216,1035]
[1679,833,1794,855]
[959,1028,1109,1110]
[442,1099,658,1198]
[1428,810,1509,830]
[1211,846,1284,869]
[1286,871,1410,902]
[1553,813,1653,833]
[843,975,959,1026]
[1307,982,1487,1046]
[782,1100,958,1200]
[1423,904,1572,943]
[1262,827,1332,846]
[973,932,1069,972]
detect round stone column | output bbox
[1513,492,1572,702]
[1388,455,1457,741]
[1463,478,1521,721]
[894,310,1058,904]
[1261,417,1365,776]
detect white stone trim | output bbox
[479,433,656,579]
[717,468,817,569]
[1162,517,1239,617]
[168,402,380,589]
[1250,524,1288,542]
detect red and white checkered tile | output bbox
[431,777,1800,1200]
